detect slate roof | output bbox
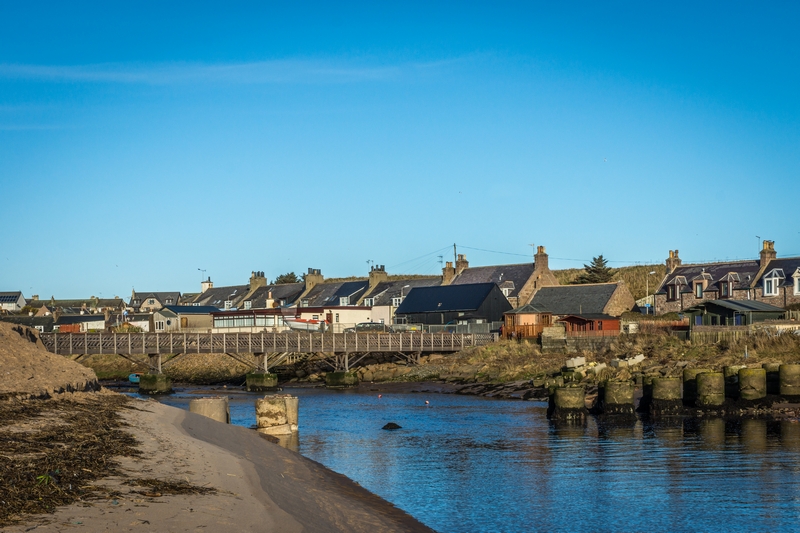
[161,305,220,315]
[656,260,761,294]
[684,299,786,313]
[451,263,534,298]
[364,278,442,306]
[246,283,305,308]
[506,303,551,315]
[191,285,249,308]
[529,284,619,315]
[395,283,497,314]
[301,281,369,307]
[0,315,54,331]
[0,291,23,304]
[762,257,800,288]
[130,291,181,306]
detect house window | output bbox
[363,298,374,307]
[502,288,512,297]
[155,320,165,331]
[392,297,402,307]
[335,313,339,323]
[301,299,309,307]
[720,282,729,298]
[764,279,776,296]
[312,315,319,320]
[244,301,252,310]
[339,297,350,306]
[598,321,603,330]
[694,283,703,298]
[166,298,173,304]
[224,300,233,310]
[149,299,155,305]
[667,286,677,301]
[795,277,800,296]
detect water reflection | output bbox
[142,388,800,533]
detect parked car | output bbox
[343,322,395,334]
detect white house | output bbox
[0,291,26,312]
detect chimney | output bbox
[442,261,456,285]
[249,270,267,290]
[665,250,682,274]
[31,295,39,301]
[304,268,324,291]
[201,277,213,293]
[455,254,469,275]
[534,246,549,271]
[760,240,776,266]
[369,264,388,290]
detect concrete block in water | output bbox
[602,380,635,415]
[738,368,767,401]
[548,387,587,421]
[724,365,746,398]
[650,377,682,415]
[653,378,682,401]
[610,359,628,369]
[246,372,278,392]
[779,364,800,397]
[256,394,299,435]
[682,368,711,405]
[138,374,172,394]
[565,356,586,369]
[695,372,725,407]
[325,371,359,389]
[189,397,230,423]
[591,363,608,375]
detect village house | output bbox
[527,282,635,318]
[441,246,560,308]
[502,303,553,340]
[27,296,127,316]
[129,290,181,313]
[152,305,218,332]
[394,282,512,326]
[653,241,800,314]
[54,314,106,333]
[0,291,26,313]
[682,299,786,327]
[0,314,54,333]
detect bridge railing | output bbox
[39,331,495,356]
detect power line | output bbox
[387,245,453,271]
[457,245,530,258]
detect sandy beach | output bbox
[3,397,434,532]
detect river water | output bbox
[137,386,800,533]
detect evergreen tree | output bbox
[573,255,615,284]
[274,272,300,284]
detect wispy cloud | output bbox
[0,59,455,85]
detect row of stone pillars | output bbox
[549,363,800,420]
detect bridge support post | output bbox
[246,352,279,392]
[139,353,171,394]
[325,371,359,389]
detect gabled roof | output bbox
[656,261,760,294]
[451,263,534,298]
[529,284,620,315]
[301,280,369,307]
[130,291,181,305]
[55,314,106,324]
[0,291,24,303]
[364,278,442,306]
[506,303,551,315]
[161,305,220,315]
[191,285,249,308]
[246,283,305,308]
[395,283,497,314]
[762,257,800,287]
[685,299,786,313]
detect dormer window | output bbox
[502,288,512,297]
[244,301,252,310]
[339,296,350,306]
[763,269,785,297]
[224,300,233,310]
[392,297,402,307]
[363,298,374,307]
[301,299,309,307]
[795,273,800,296]
[694,282,703,298]
[667,285,678,301]
[720,282,729,298]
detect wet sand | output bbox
[6,398,435,533]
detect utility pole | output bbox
[529,243,536,261]
[453,243,457,265]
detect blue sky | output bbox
[1,2,798,298]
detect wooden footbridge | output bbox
[40,332,493,373]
